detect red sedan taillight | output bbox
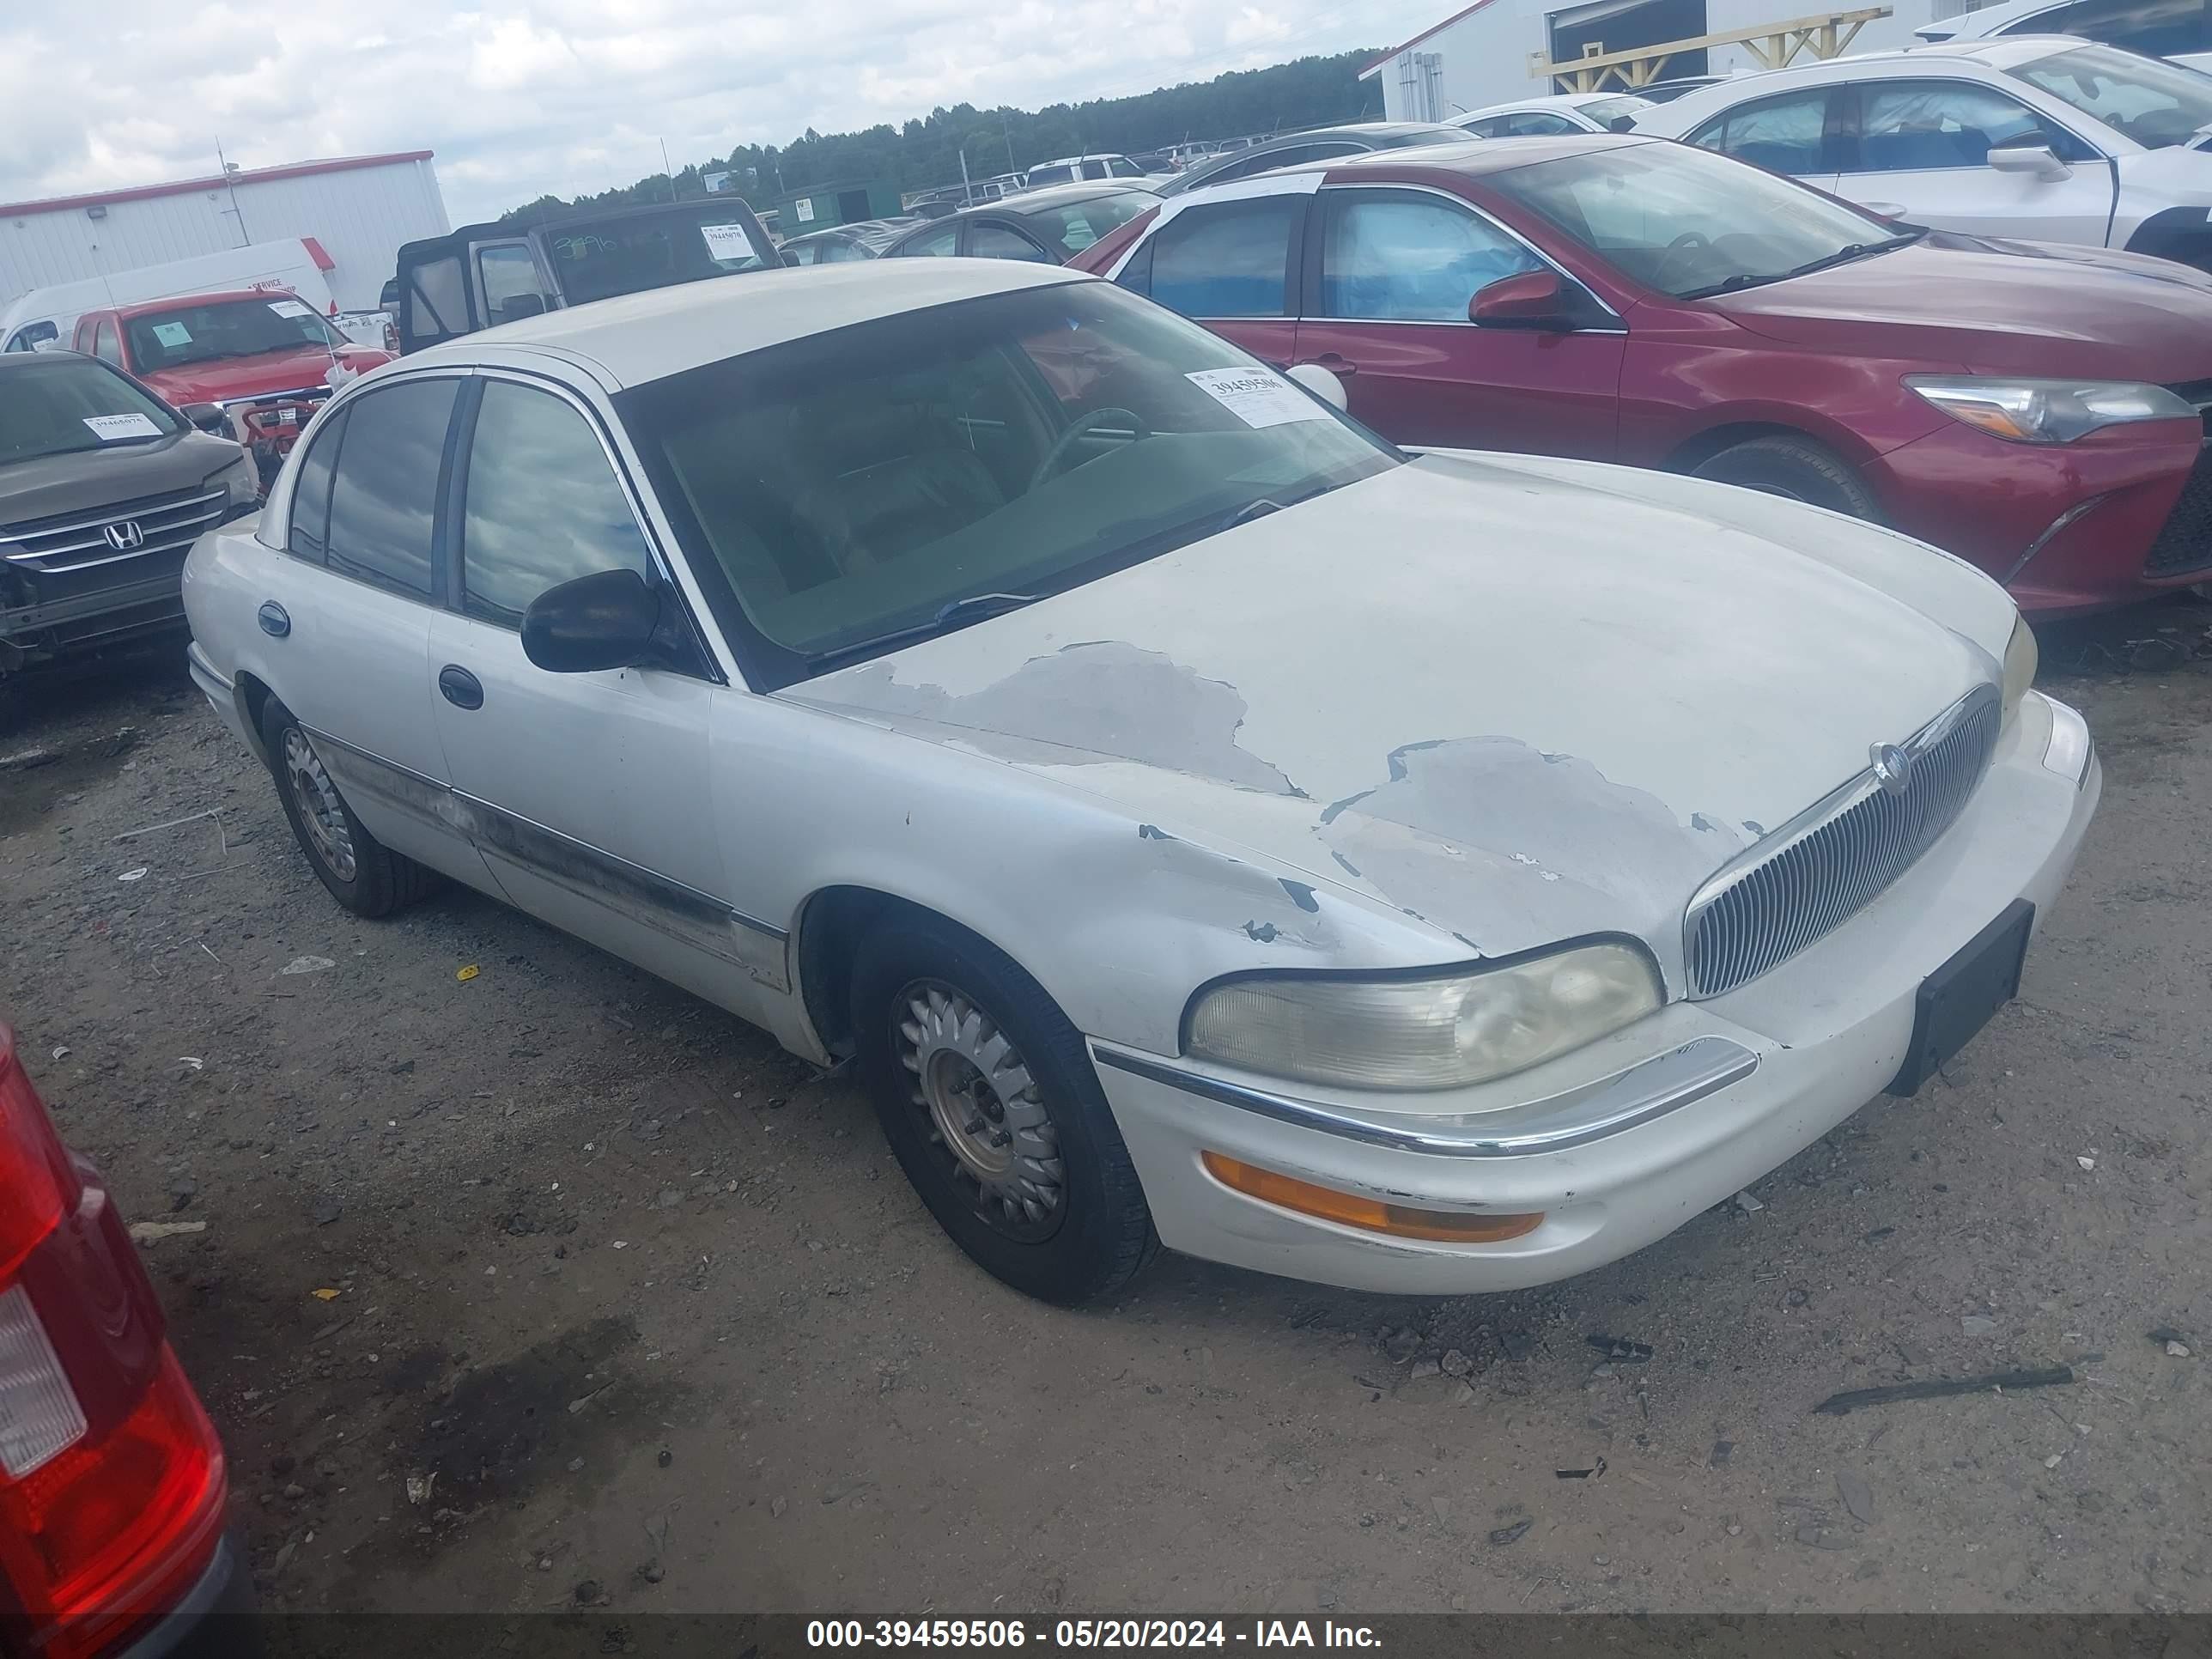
[0,1030,227,1659]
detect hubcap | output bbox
[283,727,356,881]
[896,981,1065,1241]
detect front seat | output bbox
[786,402,1006,572]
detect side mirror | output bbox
[1470,269,1573,330]
[179,401,231,436]
[521,568,664,674]
[1988,141,2070,181]
[1862,200,1909,222]
[498,292,549,320]
[782,249,805,267]
[1285,362,1349,411]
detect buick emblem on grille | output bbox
[1869,741,1914,795]
[102,520,146,552]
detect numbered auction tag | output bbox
[82,413,165,441]
[1185,367,1331,429]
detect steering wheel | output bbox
[1030,407,1149,491]
[1650,230,1713,289]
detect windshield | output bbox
[1487,140,1906,297]
[2011,42,2212,149]
[1018,191,1159,258]
[619,281,1397,686]
[125,297,343,373]
[546,204,776,305]
[0,355,181,465]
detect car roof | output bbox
[1321,132,1637,177]
[104,288,308,319]
[1633,36,2077,126]
[1002,182,1155,209]
[403,259,1091,388]
[1466,92,1643,115]
[1917,0,2061,33]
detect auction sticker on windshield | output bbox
[1186,368,1331,429]
[267,300,315,319]
[82,413,165,441]
[700,224,755,262]
[151,322,193,347]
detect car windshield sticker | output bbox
[699,223,755,262]
[1185,367,1333,429]
[150,321,194,347]
[267,299,315,319]
[83,412,165,441]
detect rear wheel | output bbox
[851,910,1158,1304]
[1691,434,1881,520]
[259,697,436,918]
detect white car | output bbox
[1913,0,2212,74]
[1023,154,1158,188]
[1454,92,1656,137]
[1637,38,2212,263]
[180,261,2098,1305]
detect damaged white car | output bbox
[181,261,2100,1304]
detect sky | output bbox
[0,0,1443,224]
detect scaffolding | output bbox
[1528,6,1893,91]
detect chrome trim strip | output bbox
[298,721,786,947]
[7,526,218,574]
[0,489,224,544]
[1093,1035,1759,1157]
[212,386,331,410]
[2002,495,2102,584]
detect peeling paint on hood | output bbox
[783,452,1996,960]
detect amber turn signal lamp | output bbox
[1200,1152,1544,1243]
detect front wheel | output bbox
[1691,434,1881,520]
[851,912,1158,1304]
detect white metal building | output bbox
[0,152,449,315]
[1363,0,1980,118]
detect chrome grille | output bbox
[0,485,228,575]
[1686,684,2002,999]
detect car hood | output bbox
[142,344,389,403]
[781,453,2010,966]
[0,429,241,526]
[1711,234,2212,380]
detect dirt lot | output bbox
[2,598,2209,1620]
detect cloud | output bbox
[0,0,1432,223]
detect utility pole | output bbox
[659,138,678,201]
[1002,110,1016,173]
[215,137,249,245]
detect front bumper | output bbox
[1869,417,2210,617]
[1090,691,2100,1295]
[1,572,189,672]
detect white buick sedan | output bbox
[182,261,2099,1305]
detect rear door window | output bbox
[1142,197,1302,318]
[287,409,347,564]
[93,319,122,365]
[459,381,653,626]
[903,222,959,258]
[323,378,459,599]
[1687,88,1836,173]
[967,223,1055,262]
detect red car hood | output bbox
[1711,234,2212,382]
[142,345,391,404]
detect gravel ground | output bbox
[1,597,2208,1619]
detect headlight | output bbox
[2002,613,2037,728]
[1905,375,2195,445]
[1184,941,1662,1091]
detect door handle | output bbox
[438,665,483,711]
[256,601,289,638]
[1300,354,1358,376]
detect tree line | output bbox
[502,48,1384,224]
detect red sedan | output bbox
[1070,135,2212,615]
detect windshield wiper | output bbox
[805,592,1040,672]
[1678,231,1923,301]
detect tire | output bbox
[1691,434,1881,520]
[850,910,1158,1305]
[259,697,437,919]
